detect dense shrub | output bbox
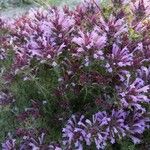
[0,0,150,149]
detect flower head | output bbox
[126,110,150,144]
[118,77,149,111]
[62,115,86,150]
[108,43,133,68]
[2,135,16,150]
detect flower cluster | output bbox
[1,0,150,149]
[117,77,149,111]
[2,132,62,150]
[3,110,149,150]
[62,110,150,149]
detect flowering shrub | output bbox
[0,0,150,149]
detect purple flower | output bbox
[62,110,129,149]
[137,66,150,83]
[118,77,149,111]
[72,29,106,64]
[126,110,150,144]
[49,8,75,33]
[106,110,129,144]
[2,136,16,150]
[92,110,128,145]
[9,7,75,74]
[12,52,29,74]
[131,0,149,21]
[108,43,133,68]
[49,144,62,150]
[62,115,87,150]
[85,111,110,149]
[99,15,128,38]
[62,112,110,150]
[73,29,106,49]
[132,42,150,66]
[19,132,51,150]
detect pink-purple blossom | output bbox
[1,0,150,149]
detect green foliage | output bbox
[0,105,16,141]
[121,140,136,150]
